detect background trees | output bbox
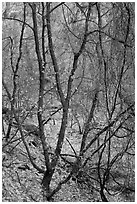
[2,2,135,202]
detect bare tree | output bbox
[2,2,134,202]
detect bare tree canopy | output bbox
[2,2,134,202]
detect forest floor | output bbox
[2,118,135,202]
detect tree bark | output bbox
[100,189,108,202]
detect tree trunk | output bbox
[100,189,108,202]
[41,169,53,198]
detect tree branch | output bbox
[46,3,65,106]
